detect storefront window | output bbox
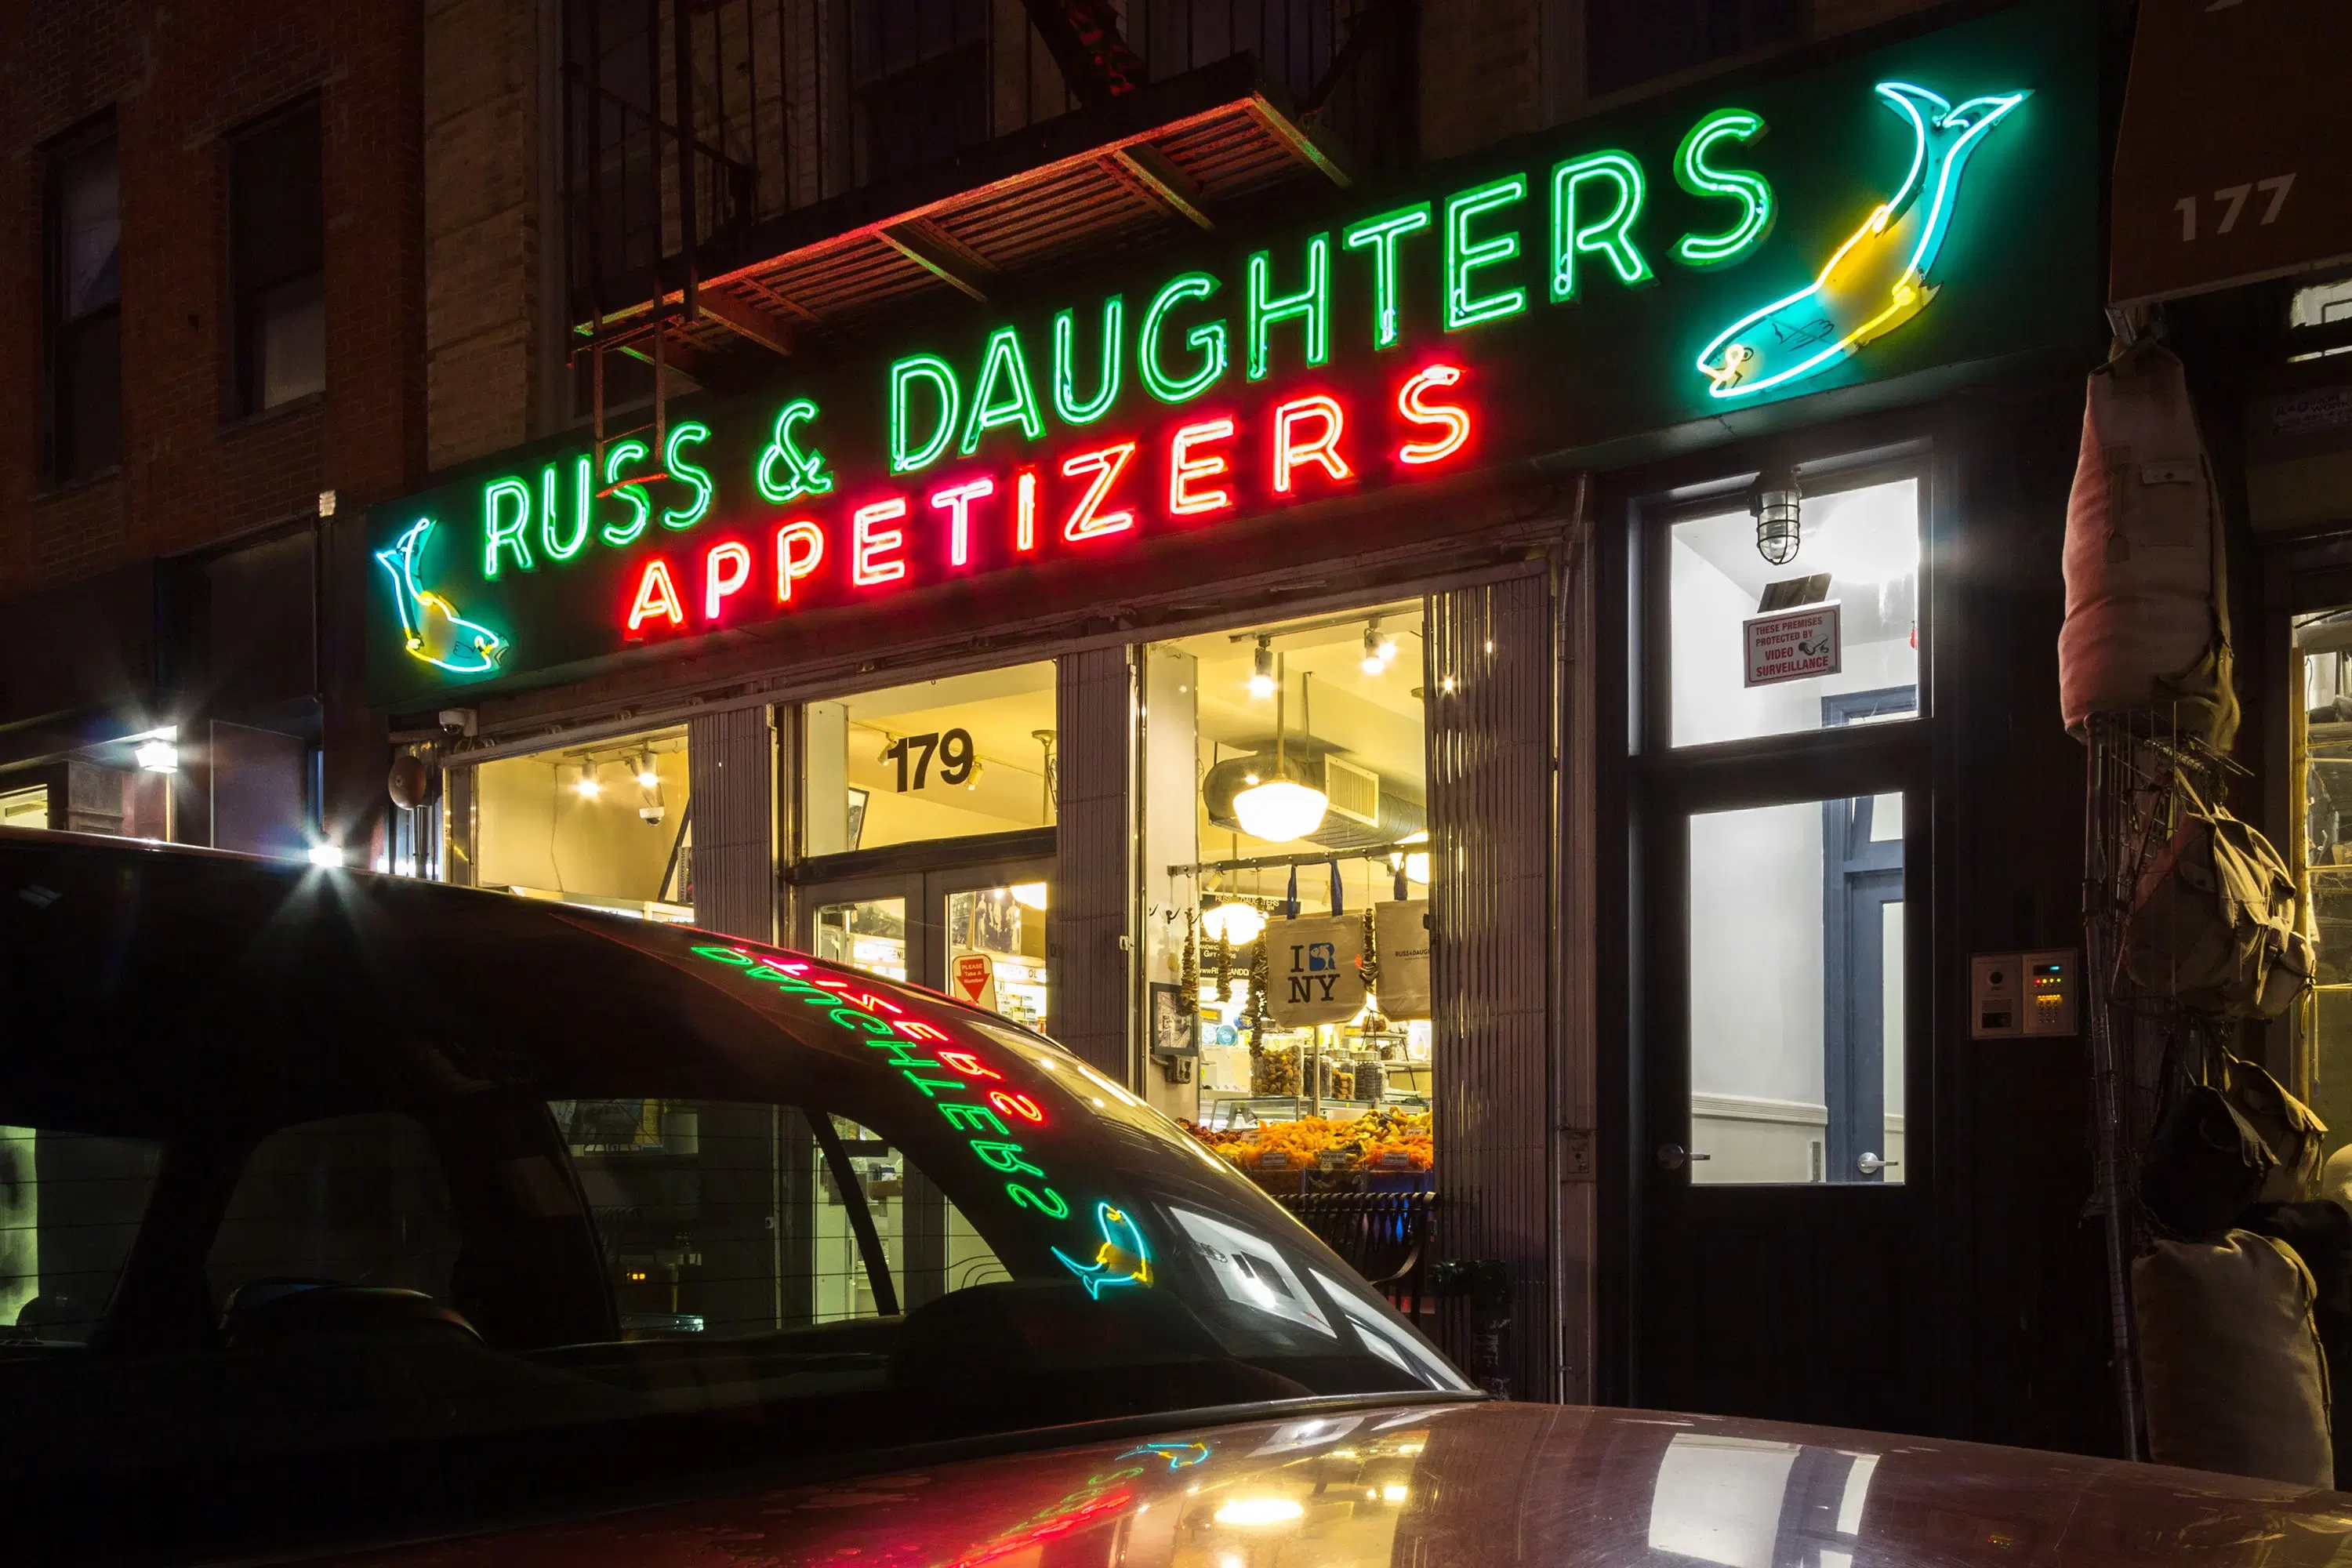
[1671,477,1921,748]
[2296,615,2352,1153]
[1687,796,1906,1185]
[1145,602,1435,1183]
[474,724,692,920]
[801,664,1056,855]
[0,786,47,829]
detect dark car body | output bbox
[2,831,2347,1566]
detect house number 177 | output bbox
[2174,174,2296,240]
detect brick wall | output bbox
[0,0,425,601]
[423,0,541,470]
[1417,0,1546,162]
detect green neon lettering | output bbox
[1137,272,1226,405]
[1051,296,1123,426]
[868,1038,944,1072]
[1244,234,1330,382]
[1549,151,1653,301]
[939,1102,1013,1137]
[1007,1183,1069,1218]
[600,439,652,546]
[1673,108,1773,267]
[889,354,961,474]
[753,398,834,505]
[482,476,533,578]
[903,1071,969,1099]
[1443,176,1528,329]
[691,945,755,964]
[971,1140,1047,1178]
[539,456,592,560]
[662,423,713,530]
[960,326,1045,454]
[831,1008,899,1036]
[1341,202,1432,350]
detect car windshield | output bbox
[0,837,1467,1559]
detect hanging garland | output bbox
[1214,930,1235,1002]
[1178,912,1200,1017]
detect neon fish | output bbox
[1695,81,2028,400]
[1120,1440,1211,1470]
[376,519,507,673]
[1054,1200,1152,1298]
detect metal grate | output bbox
[1425,572,1555,1399]
[1050,646,1133,1081]
[688,705,777,941]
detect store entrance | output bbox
[798,856,1053,1032]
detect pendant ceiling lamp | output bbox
[1231,655,1328,843]
[1200,895,1266,946]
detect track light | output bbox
[574,763,602,799]
[635,752,659,789]
[1362,621,1385,677]
[1247,635,1276,699]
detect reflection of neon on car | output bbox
[1053,1200,1152,1298]
[1120,1439,1211,1470]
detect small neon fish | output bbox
[1695,81,2028,400]
[1054,1200,1152,1298]
[375,519,507,674]
[1120,1440,1211,1471]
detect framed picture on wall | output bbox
[845,787,869,851]
[1148,982,1197,1058]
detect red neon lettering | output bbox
[894,1019,953,1042]
[844,991,903,1014]
[852,498,909,586]
[703,541,753,620]
[775,520,825,601]
[1015,467,1039,551]
[1167,418,1236,516]
[1272,394,1352,493]
[1061,441,1138,543]
[989,1090,1046,1124]
[936,1048,1004,1080]
[1397,364,1473,465]
[931,477,995,568]
[625,557,686,632]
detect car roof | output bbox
[0,827,1006,1138]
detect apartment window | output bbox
[851,0,989,186]
[230,100,325,413]
[1586,0,1806,97]
[45,125,122,481]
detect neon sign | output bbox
[367,3,2086,697]
[1694,82,2027,399]
[689,943,1145,1296]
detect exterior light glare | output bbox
[307,844,347,868]
[1214,1498,1305,1527]
[133,739,179,774]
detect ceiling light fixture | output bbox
[636,751,660,789]
[1751,466,1802,565]
[1232,658,1328,842]
[1361,620,1385,677]
[1200,895,1266,946]
[1247,634,1276,699]
[574,762,602,799]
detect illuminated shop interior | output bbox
[1143,600,1435,1177]
[474,724,693,920]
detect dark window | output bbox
[44,127,122,481]
[1586,0,1806,97]
[230,100,325,414]
[851,0,989,186]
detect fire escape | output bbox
[564,0,1415,416]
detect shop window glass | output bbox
[0,785,49,830]
[814,895,909,980]
[802,664,1056,854]
[1671,477,1921,748]
[551,1099,1004,1336]
[1143,603,1434,1173]
[1687,797,1905,1185]
[1,1127,160,1344]
[2296,618,2352,1152]
[474,723,692,919]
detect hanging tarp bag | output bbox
[2123,775,2314,1020]
[2223,1053,2328,1203]
[2057,339,2238,750]
[2134,1229,2332,1487]
[2140,1082,2274,1241]
[1265,914,1368,1029]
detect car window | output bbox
[2,1126,160,1345]
[207,1112,461,1311]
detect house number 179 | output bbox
[884,728,977,791]
[2175,173,2296,241]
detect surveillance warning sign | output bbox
[1744,602,1842,688]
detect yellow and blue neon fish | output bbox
[1695,81,2028,400]
[376,519,508,674]
[1054,1201,1152,1298]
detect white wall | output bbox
[1690,800,1827,1118]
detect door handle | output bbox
[1857,1151,1888,1175]
[1656,1144,1711,1171]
